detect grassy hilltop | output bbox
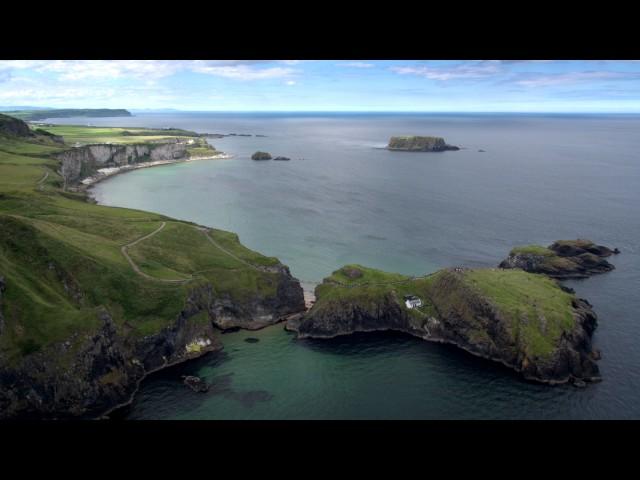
[0,115,287,365]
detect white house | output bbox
[404,295,423,309]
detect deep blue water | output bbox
[49,112,640,419]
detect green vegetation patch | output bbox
[510,245,554,256]
[462,269,576,358]
[36,125,199,146]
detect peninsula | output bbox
[387,136,460,152]
[0,113,305,419]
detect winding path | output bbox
[198,227,262,271]
[121,222,191,283]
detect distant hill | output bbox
[1,109,132,121]
[0,106,53,111]
[0,113,64,144]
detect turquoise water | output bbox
[52,112,640,419]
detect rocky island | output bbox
[286,264,601,385]
[0,114,306,419]
[387,136,460,152]
[251,151,272,160]
[499,239,619,279]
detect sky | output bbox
[1,60,640,112]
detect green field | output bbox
[0,119,279,363]
[33,125,205,147]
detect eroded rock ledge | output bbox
[286,265,602,385]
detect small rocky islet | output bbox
[499,239,619,279]
[286,239,619,386]
[251,151,291,161]
[386,135,460,152]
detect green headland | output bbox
[0,113,304,419]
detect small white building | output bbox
[404,295,423,309]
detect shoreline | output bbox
[80,152,233,191]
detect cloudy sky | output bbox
[1,60,639,112]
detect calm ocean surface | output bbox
[52,112,640,419]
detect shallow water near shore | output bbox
[52,112,640,419]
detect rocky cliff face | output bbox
[420,271,600,384]
[205,265,305,331]
[0,270,305,419]
[56,142,188,186]
[287,269,601,385]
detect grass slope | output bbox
[0,125,277,363]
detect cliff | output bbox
[0,120,305,419]
[287,265,601,385]
[387,136,460,152]
[56,142,189,187]
[499,239,618,279]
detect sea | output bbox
[46,112,640,419]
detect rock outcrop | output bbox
[499,239,618,279]
[387,136,460,152]
[183,375,209,393]
[0,270,305,419]
[251,151,272,160]
[287,266,601,385]
[56,142,188,187]
[273,156,290,161]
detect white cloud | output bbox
[191,63,296,80]
[339,62,375,68]
[390,61,501,80]
[285,80,296,86]
[515,71,636,87]
[0,60,299,82]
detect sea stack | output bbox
[387,136,460,152]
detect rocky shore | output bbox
[0,266,305,420]
[499,239,619,279]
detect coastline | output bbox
[80,152,233,191]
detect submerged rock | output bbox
[183,375,209,393]
[387,136,460,152]
[273,156,291,161]
[244,337,260,343]
[499,239,618,279]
